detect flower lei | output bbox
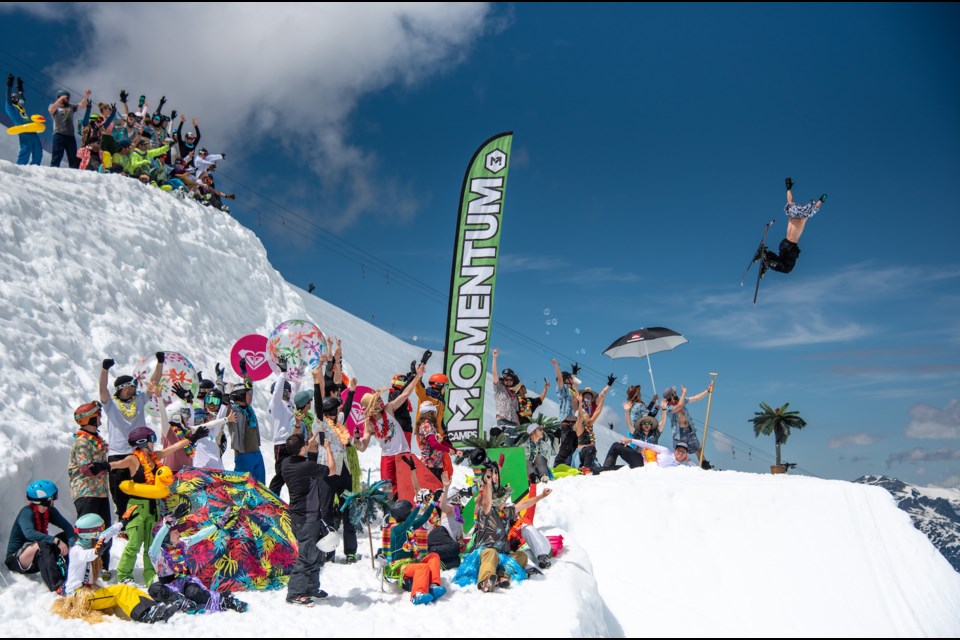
[170,422,196,457]
[370,412,392,441]
[32,504,50,535]
[116,398,137,420]
[133,449,162,485]
[295,408,314,434]
[325,416,352,446]
[161,544,189,578]
[74,430,108,454]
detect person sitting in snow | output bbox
[523,422,555,483]
[52,513,177,624]
[147,504,248,613]
[628,439,699,468]
[602,414,666,470]
[454,461,551,593]
[5,480,75,591]
[381,481,447,606]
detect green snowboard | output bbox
[462,446,530,531]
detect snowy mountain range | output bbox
[1,160,960,637]
[855,475,960,573]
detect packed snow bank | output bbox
[539,466,960,637]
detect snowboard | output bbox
[741,219,775,304]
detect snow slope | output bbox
[1,161,959,637]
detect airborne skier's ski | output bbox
[740,219,775,304]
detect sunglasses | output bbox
[205,395,222,407]
[133,433,158,446]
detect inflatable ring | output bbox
[119,465,174,499]
[6,114,46,135]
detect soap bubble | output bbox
[550,318,558,326]
[574,328,581,335]
[543,308,551,316]
[546,319,552,326]
[621,375,629,385]
[413,335,418,342]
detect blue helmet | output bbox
[26,479,59,503]
[75,513,105,540]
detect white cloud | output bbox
[500,254,568,273]
[827,432,880,448]
[689,263,960,349]
[5,3,493,228]
[906,399,960,439]
[710,430,735,455]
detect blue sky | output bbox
[2,3,958,486]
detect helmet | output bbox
[501,368,518,383]
[74,401,102,427]
[321,396,341,416]
[75,513,105,540]
[415,488,433,505]
[390,500,413,523]
[204,388,223,407]
[128,426,157,447]
[662,386,678,401]
[26,479,59,503]
[230,382,250,400]
[316,525,341,554]
[270,380,292,396]
[56,89,70,99]
[199,379,215,391]
[199,147,208,154]
[294,390,313,409]
[391,374,407,389]
[428,373,449,386]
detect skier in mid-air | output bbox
[761,177,827,275]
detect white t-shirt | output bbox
[104,393,149,456]
[374,412,410,457]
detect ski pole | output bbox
[698,373,719,466]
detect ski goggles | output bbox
[29,497,55,507]
[116,379,139,391]
[76,401,103,422]
[204,395,222,407]
[132,432,158,447]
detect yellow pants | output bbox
[478,548,527,586]
[88,584,153,618]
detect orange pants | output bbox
[402,552,441,599]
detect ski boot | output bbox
[308,589,328,600]
[785,177,794,191]
[137,602,178,623]
[429,584,447,601]
[222,593,249,612]
[537,554,552,569]
[412,592,434,605]
[479,575,497,593]
[344,553,359,564]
